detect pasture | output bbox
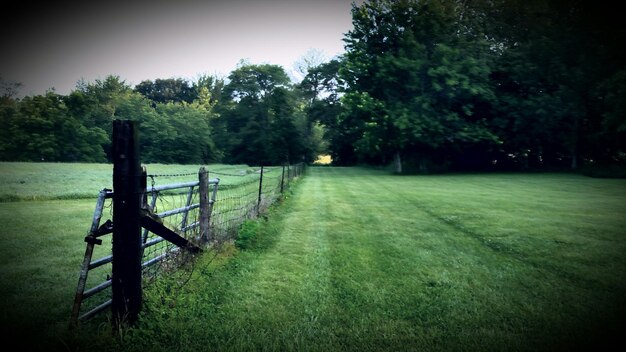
[1,163,625,351]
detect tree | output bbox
[152,103,216,163]
[65,75,133,160]
[341,0,498,172]
[292,48,328,82]
[65,75,218,164]
[192,74,224,108]
[223,64,291,102]
[0,76,21,102]
[298,59,343,162]
[134,78,197,104]
[113,87,217,164]
[488,0,626,170]
[594,71,626,165]
[0,92,107,162]
[216,63,309,165]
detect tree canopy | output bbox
[214,63,315,165]
[320,0,625,174]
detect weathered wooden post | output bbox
[199,167,210,242]
[111,120,143,326]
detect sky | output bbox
[1,0,358,97]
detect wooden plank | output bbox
[140,211,201,253]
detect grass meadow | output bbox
[1,163,625,351]
[0,162,259,202]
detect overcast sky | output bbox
[1,0,358,97]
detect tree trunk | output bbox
[570,114,580,170]
[394,152,402,174]
[570,147,578,170]
[419,157,428,173]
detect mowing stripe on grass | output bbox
[372,177,617,291]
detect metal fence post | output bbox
[257,166,264,216]
[111,120,143,326]
[280,165,285,193]
[208,177,219,241]
[287,164,291,183]
[199,167,210,243]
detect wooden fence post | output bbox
[199,167,210,242]
[111,120,143,326]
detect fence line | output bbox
[70,162,305,326]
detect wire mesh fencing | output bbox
[141,178,206,282]
[71,163,305,325]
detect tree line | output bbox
[0,66,324,165]
[1,0,625,174]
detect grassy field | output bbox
[0,162,258,202]
[95,167,626,351]
[1,165,625,351]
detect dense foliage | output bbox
[1,0,624,173]
[0,66,320,165]
[330,0,626,172]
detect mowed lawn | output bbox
[100,167,626,352]
[1,165,625,351]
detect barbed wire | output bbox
[147,172,199,178]
[147,166,282,178]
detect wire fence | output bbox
[141,179,203,282]
[71,163,305,325]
